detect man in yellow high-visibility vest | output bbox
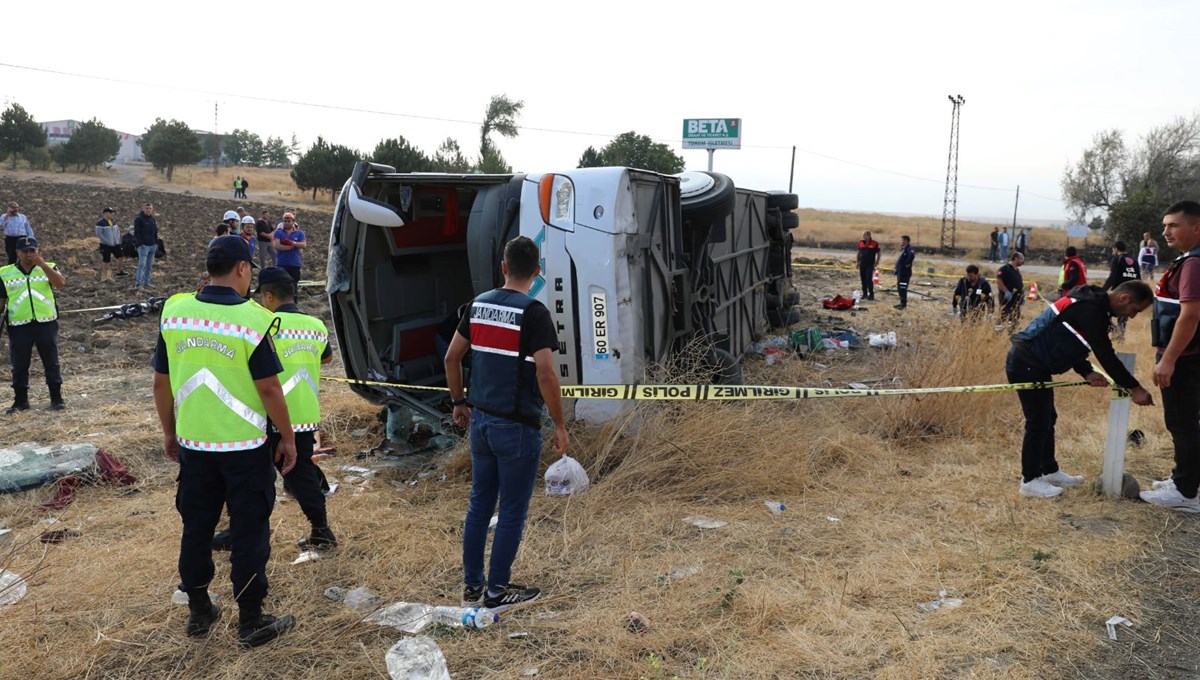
[152,235,298,649]
[0,236,66,413]
[254,266,336,550]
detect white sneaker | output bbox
[1019,479,1064,498]
[1037,470,1084,487]
[1151,476,1176,491]
[1139,486,1200,513]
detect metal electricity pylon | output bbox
[940,94,965,250]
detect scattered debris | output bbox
[523,668,539,677]
[826,516,841,523]
[1121,473,1141,499]
[683,517,727,529]
[0,570,28,606]
[40,528,82,544]
[868,331,898,348]
[916,590,963,612]
[781,527,795,537]
[764,501,786,515]
[324,483,339,497]
[668,566,701,581]
[626,611,651,633]
[171,590,220,606]
[1106,615,1133,641]
[1127,429,1146,448]
[385,636,451,680]
[0,528,11,546]
[324,586,348,602]
[545,455,589,496]
[508,632,530,639]
[344,586,384,612]
[292,550,323,565]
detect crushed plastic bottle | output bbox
[764,501,786,515]
[385,636,451,680]
[344,586,384,612]
[368,602,498,633]
[0,570,27,606]
[367,602,434,634]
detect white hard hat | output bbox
[241,215,256,224]
[223,210,239,221]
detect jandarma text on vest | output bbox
[175,336,237,359]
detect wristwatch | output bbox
[451,398,468,407]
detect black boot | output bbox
[48,384,65,410]
[185,590,222,637]
[297,525,337,550]
[211,529,233,552]
[238,605,295,648]
[6,388,28,415]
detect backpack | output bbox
[120,232,137,259]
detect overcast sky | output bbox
[2,0,1197,221]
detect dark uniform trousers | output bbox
[269,431,328,528]
[1163,354,1200,498]
[176,444,275,608]
[1005,350,1061,483]
[8,320,61,389]
[858,266,875,299]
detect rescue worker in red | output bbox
[855,231,881,301]
[1059,246,1088,296]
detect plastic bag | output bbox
[544,456,589,496]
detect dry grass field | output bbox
[0,172,1194,679]
[140,165,330,208]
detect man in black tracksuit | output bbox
[1006,281,1154,499]
[856,231,880,301]
[1102,241,1141,337]
[894,235,915,309]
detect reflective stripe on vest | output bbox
[467,289,542,424]
[1,263,57,325]
[273,312,328,432]
[161,294,276,451]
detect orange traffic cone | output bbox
[872,268,881,285]
[1027,281,1039,301]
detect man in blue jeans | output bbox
[133,202,158,291]
[444,236,568,613]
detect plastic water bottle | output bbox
[429,605,498,629]
[385,636,451,680]
[764,501,786,515]
[852,289,862,303]
[366,602,435,633]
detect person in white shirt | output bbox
[1138,231,1160,280]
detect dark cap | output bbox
[253,266,295,294]
[15,236,37,251]
[102,207,114,213]
[207,235,257,268]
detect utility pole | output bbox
[788,145,796,193]
[212,101,220,176]
[940,94,965,251]
[1011,185,1020,230]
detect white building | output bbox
[38,119,144,164]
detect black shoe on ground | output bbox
[483,584,540,613]
[461,584,485,607]
[115,271,129,277]
[296,525,337,550]
[5,402,29,415]
[894,304,906,310]
[50,401,66,411]
[238,614,295,648]
[212,530,233,551]
[186,602,222,637]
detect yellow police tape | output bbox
[322,375,1126,400]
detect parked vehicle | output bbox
[326,162,797,445]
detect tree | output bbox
[48,144,71,172]
[477,148,511,174]
[371,136,431,172]
[263,136,291,168]
[0,103,48,170]
[584,131,686,174]
[224,129,265,166]
[577,146,603,168]
[140,118,204,181]
[431,137,470,173]
[291,137,360,200]
[1062,115,1200,247]
[60,118,120,172]
[22,146,51,171]
[478,94,524,168]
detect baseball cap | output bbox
[102,207,114,214]
[207,235,257,267]
[222,210,240,221]
[253,266,295,294]
[241,215,256,224]
[15,236,37,251]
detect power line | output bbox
[0,60,1062,203]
